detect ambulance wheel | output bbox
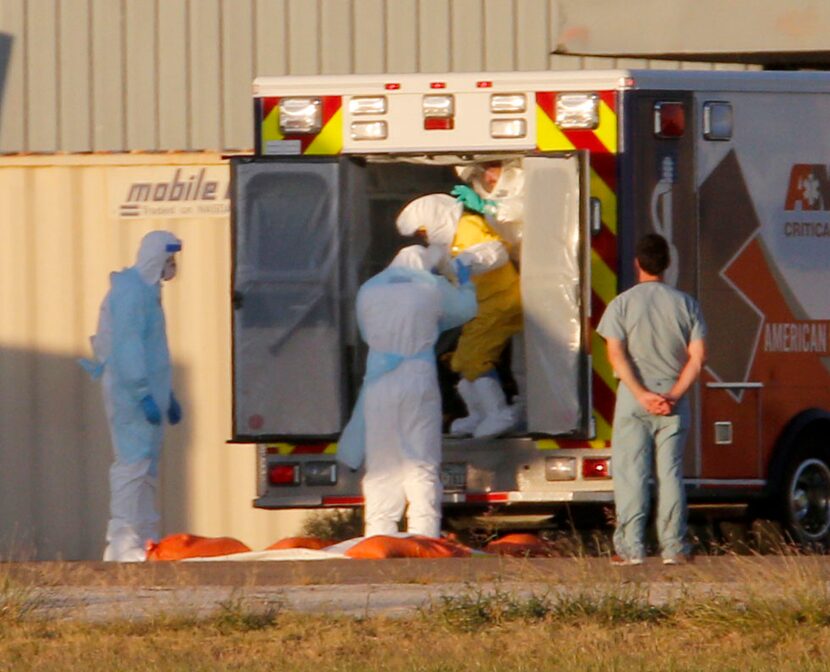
[780,449,830,549]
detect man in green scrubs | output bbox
[598,234,707,566]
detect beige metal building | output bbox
[0,0,760,155]
[0,0,778,560]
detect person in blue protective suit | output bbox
[338,244,477,538]
[80,231,183,561]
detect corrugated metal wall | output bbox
[0,153,306,560]
[0,0,754,154]
[0,0,759,560]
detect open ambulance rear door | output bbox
[522,152,593,438]
[230,157,368,442]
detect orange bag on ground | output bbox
[484,533,557,557]
[345,535,472,559]
[146,533,251,561]
[266,536,336,551]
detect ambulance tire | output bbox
[779,444,830,549]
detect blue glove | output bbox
[168,393,182,425]
[140,395,162,426]
[452,258,472,286]
[451,185,486,214]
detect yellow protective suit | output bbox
[450,212,522,380]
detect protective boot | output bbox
[472,375,517,439]
[103,526,146,562]
[448,378,484,436]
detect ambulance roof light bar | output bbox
[351,120,388,141]
[423,94,454,130]
[278,97,322,135]
[491,118,527,139]
[555,93,599,130]
[349,96,387,115]
[491,94,526,114]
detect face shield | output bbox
[161,241,181,282]
[161,254,177,281]
[136,232,183,285]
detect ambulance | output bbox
[229,70,830,544]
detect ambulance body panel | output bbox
[232,69,830,543]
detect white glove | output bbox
[455,241,509,275]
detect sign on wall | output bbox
[109,166,230,219]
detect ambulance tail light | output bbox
[278,97,322,134]
[268,463,300,486]
[654,101,685,137]
[425,118,454,130]
[423,95,455,130]
[349,96,387,115]
[491,118,526,139]
[555,93,600,130]
[351,120,388,141]
[490,93,526,113]
[582,457,611,480]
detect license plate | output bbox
[441,462,467,491]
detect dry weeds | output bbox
[0,552,829,670]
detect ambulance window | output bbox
[703,101,733,141]
[243,172,331,273]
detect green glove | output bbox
[451,185,494,215]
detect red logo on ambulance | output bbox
[784,164,830,210]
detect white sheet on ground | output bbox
[180,532,488,561]
[183,548,352,562]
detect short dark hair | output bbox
[635,233,670,276]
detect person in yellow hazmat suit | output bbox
[453,159,524,263]
[452,160,528,429]
[396,194,522,438]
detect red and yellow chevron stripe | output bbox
[534,90,619,450]
[266,442,337,456]
[260,96,343,154]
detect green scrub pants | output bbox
[611,382,690,561]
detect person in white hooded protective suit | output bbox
[80,231,182,561]
[338,245,477,538]
[396,194,522,439]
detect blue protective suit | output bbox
[81,231,181,561]
[339,250,477,538]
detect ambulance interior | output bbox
[361,154,590,437]
[231,152,591,442]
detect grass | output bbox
[212,591,283,632]
[301,508,364,541]
[1,596,830,671]
[0,575,42,625]
[1,551,830,670]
